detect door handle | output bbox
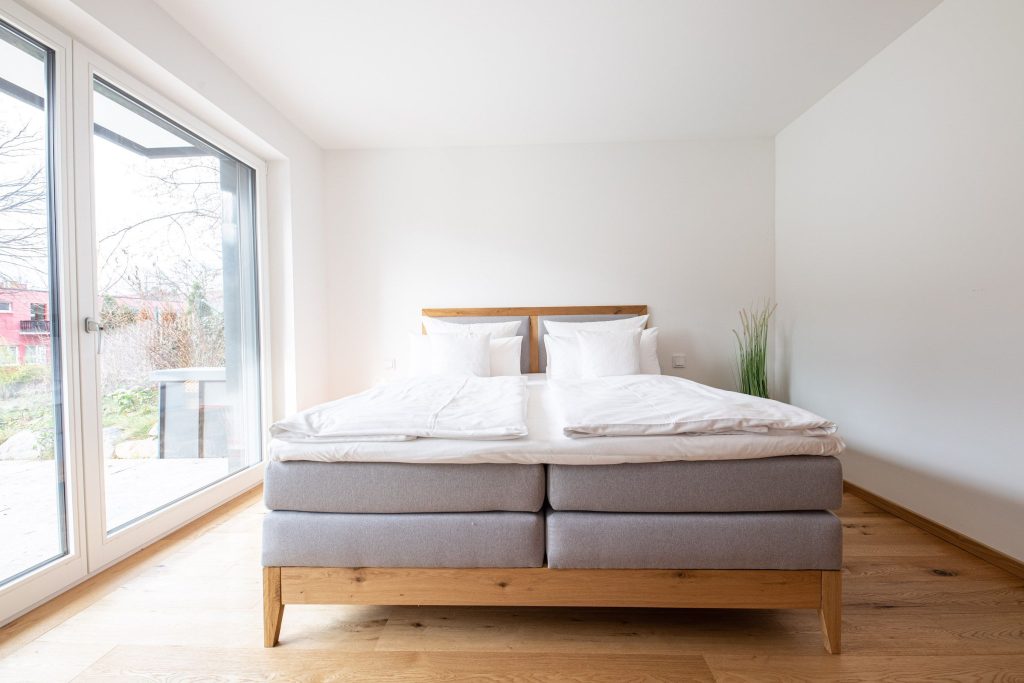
[84,316,105,353]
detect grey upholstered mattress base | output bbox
[262,511,545,568]
[264,460,546,513]
[262,509,840,570]
[546,510,841,570]
[548,456,843,512]
[265,456,840,515]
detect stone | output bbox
[113,439,158,459]
[0,430,42,460]
[102,426,124,459]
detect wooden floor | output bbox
[1,489,1023,681]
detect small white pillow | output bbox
[576,329,642,377]
[639,327,661,375]
[489,336,523,376]
[544,315,648,338]
[546,327,659,378]
[409,334,520,377]
[422,317,521,338]
[429,334,491,376]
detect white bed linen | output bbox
[552,375,837,438]
[269,376,528,443]
[270,375,844,464]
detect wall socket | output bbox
[671,354,687,368]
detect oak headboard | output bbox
[421,306,648,373]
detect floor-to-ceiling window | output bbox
[0,17,67,589]
[0,7,265,624]
[88,78,262,533]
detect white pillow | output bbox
[409,334,522,377]
[639,327,661,375]
[429,334,491,376]
[545,335,582,380]
[489,336,523,376]
[546,327,660,378]
[577,329,642,378]
[422,317,521,338]
[544,315,648,338]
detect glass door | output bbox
[0,9,266,623]
[0,19,68,588]
[75,56,264,565]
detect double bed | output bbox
[262,306,844,653]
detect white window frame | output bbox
[72,42,270,574]
[0,0,88,627]
[0,0,273,627]
[0,300,11,312]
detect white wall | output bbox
[325,138,774,394]
[28,0,332,416]
[776,0,1024,560]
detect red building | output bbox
[0,285,51,367]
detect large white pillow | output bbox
[429,334,491,376]
[545,335,582,380]
[546,328,660,378]
[409,334,522,377]
[422,317,521,338]
[543,315,648,338]
[577,329,642,378]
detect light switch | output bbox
[671,354,686,368]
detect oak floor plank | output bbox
[705,654,1024,682]
[373,605,829,655]
[73,646,715,682]
[0,641,114,683]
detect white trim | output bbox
[0,0,90,625]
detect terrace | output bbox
[0,456,230,581]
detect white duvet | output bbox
[269,375,529,443]
[551,375,837,438]
[270,375,844,464]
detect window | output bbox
[24,344,47,364]
[0,16,67,590]
[90,77,262,532]
[0,5,265,624]
[0,345,18,366]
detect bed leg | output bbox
[263,566,284,647]
[819,570,842,654]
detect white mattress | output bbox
[269,375,845,465]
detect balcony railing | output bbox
[19,320,50,334]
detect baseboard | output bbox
[843,481,1024,580]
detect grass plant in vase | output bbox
[733,300,776,398]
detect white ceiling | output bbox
[155,0,939,150]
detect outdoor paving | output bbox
[0,457,230,582]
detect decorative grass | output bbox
[733,300,776,398]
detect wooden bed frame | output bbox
[263,306,843,653]
[264,567,841,652]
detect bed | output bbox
[262,306,844,653]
